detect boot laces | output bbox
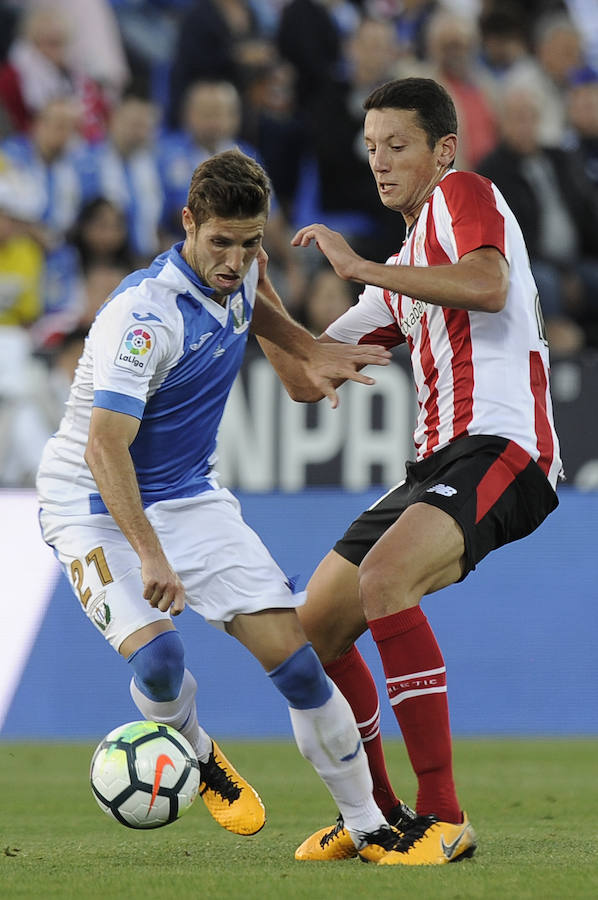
[320,814,346,848]
[391,814,439,852]
[199,752,242,803]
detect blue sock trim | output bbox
[268,643,333,710]
[127,631,185,702]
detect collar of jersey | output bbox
[168,242,225,301]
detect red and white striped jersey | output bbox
[326,170,562,488]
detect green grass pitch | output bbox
[1,738,597,899]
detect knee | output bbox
[358,556,413,620]
[298,608,353,664]
[268,643,333,710]
[127,631,185,702]
[298,588,366,664]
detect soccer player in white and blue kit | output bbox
[36,149,399,854]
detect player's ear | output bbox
[437,134,457,168]
[182,206,195,234]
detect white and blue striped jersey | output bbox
[37,242,257,515]
[75,140,164,257]
[1,134,82,234]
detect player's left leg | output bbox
[226,608,399,858]
[299,550,403,820]
[295,549,414,859]
[358,437,558,865]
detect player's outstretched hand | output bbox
[291,223,363,281]
[304,341,391,409]
[141,554,186,616]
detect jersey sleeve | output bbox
[437,171,506,260]
[326,282,404,348]
[90,292,177,419]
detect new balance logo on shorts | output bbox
[426,483,457,497]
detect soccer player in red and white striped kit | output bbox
[258,77,562,865]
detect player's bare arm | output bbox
[292,224,509,313]
[254,273,352,401]
[85,407,185,615]
[251,265,391,408]
[252,253,337,401]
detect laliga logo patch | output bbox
[115,325,155,373]
[125,328,152,355]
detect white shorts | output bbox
[39,488,305,652]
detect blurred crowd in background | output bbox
[0,0,597,486]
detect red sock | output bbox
[324,645,400,817]
[369,606,461,823]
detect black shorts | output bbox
[334,435,559,580]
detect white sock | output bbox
[288,682,387,844]
[130,668,212,762]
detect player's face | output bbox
[364,108,453,224]
[181,213,267,300]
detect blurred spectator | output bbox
[166,0,274,129]
[0,3,19,65]
[0,166,44,328]
[77,259,129,327]
[0,325,51,486]
[67,196,133,274]
[423,9,498,170]
[1,97,86,330]
[75,94,163,261]
[368,0,440,62]
[276,0,349,109]
[564,0,598,70]
[248,0,289,37]
[240,60,305,216]
[298,266,356,335]
[33,262,130,352]
[157,78,305,307]
[563,65,598,189]
[478,82,598,355]
[478,5,533,84]
[533,12,586,142]
[505,12,587,147]
[1,96,83,237]
[30,0,130,103]
[0,5,110,141]
[31,197,132,349]
[63,197,132,330]
[0,161,49,486]
[158,80,255,236]
[297,17,404,261]
[38,324,88,428]
[109,1,188,103]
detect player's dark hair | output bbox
[187,149,271,224]
[364,78,458,150]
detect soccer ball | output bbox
[90,720,200,829]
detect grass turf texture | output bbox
[1,738,597,900]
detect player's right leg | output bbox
[38,510,265,836]
[227,607,409,861]
[122,624,266,836]
[293,550,412,859]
